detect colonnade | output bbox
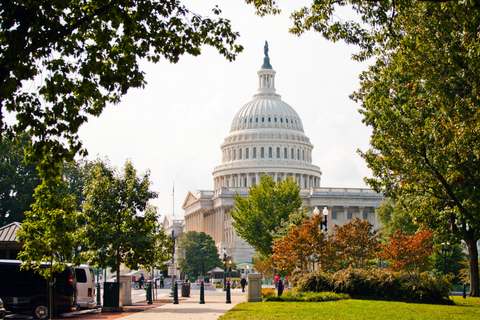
[185,206,233,245]
[214,172,321,190]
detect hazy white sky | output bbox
[78,1,373,218]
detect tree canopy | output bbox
[80,158,163,280]
[0,0,243,178]
[178,231,222,278]
[231,175,308,258]
[246,0,480,296]
[377,199,418,237]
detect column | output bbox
[359,206,365,221]
[343,206,349,225]
[200,209,204,233]
[274,172,278,183]
[221,206,225,245]
[327,206,333,234]
[237,173,241,187]
[255,172,259,185]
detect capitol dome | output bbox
[212,42,322,191]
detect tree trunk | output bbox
[466,235,479,297]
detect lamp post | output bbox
[246,265,250,276]
[442,242,450,275]
[228,260,232,283]
[222,247,227,291]
[313,206,328,232]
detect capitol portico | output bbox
[173,42,384,264]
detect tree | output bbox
[430,243,468,281]
[272,214,327,276]
[16,178,79,320]
[331,218,381,270]
[231,175,309,258]
[0,1,243,178]
[80,158,160,281]
[0,134,40,226]
[252,254,274,279]
[378,228,438,274]
[247,0,480,297]
[178,231,222,278]
[377,199,418,237]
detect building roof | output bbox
[0,222,22,242]
[207,267,224,274]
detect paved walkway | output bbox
[121,290,247,320]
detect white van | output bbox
[74,265,97,309]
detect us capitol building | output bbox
[165,43,384,265]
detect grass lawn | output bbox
[220,296,480,319]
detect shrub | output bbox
[264,289,349,302]
[291,268,453,303]
[261,288,276,300]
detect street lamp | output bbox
[313,206,328,232]
[246,265,250,276]
[228,260,232,283]
[442,242,450,275]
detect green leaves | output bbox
[178,231,221,277]
[231,175,308,258]
[0,1,244,179]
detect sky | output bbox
[77,1,374,219]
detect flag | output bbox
[172,184,174,196]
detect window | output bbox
[244,119,247,123]
[75,268,87,283]
[297,149,300,160]
[277,178,281,182]
[332,213,337,219]
[280,118,283,123]
[250,118,252,123]
[239,149,242,160]
[256,118,258,122]
[363,213,368,220]
[347,213,352,220]
[286,119,289,123]
[262,117,264,122]
[233,149,236,160]
[269,147,272,158]
[291,148,294,159]
[284,148,287,158]
[253,177,256,185]
[268,117,271,122]
[261,147,265,158]
[253,147,256,158]
[274,117,277,122]
[277,147,280,158]
[303,150,305,161]
[246,148,249,159]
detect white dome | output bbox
[212,42,322,191]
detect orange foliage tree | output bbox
[252,254,274,279]
[378,227,438,273]
[332,218,382,269]
[272,214,327,275]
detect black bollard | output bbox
[226,281,231,304]
[173,281,179,304]
[199,281,205,304]
[146,282,152,305]
[463,284,466,299]
[277,279,283,297]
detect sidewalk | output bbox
[121,291,246,320]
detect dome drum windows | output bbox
[268,147,272,158]
[277,147,280,158]
[253,147,257,159]
[246,148,249,159]
[261,147,265,158]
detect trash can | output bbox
[181,282,191,297]
[103,282,122,308]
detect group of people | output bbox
[135,273,165,289]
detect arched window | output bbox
[303,150,305,161]
[284,148,287,158]
[297,149,300,160]
[262,117,265,122]
[277,147,280,158]
[253,147,257,158]
[244,119,247,123]
[261,147,265,158]
[274,117,277,122]
[269,147,272,158]
[280,118,283,123]
[228,150,231,161]
[256,118,258,122]
[268,117,271,122]
[286,119,289,123]
[239,148,242,160]
[246,148,249,159]
[233,149,236,160]
[291,148,294,159]
[250,118,252,123]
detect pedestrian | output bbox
[160,275,164,289]
[240,277,247,292]
[274,274,280,289]
[138,273,145,289]
[234,280,239,289]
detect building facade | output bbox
[180,43,384,264]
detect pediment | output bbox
[182,190,199,209]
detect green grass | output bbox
[220,296,480,319]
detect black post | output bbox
[199,281,205,304]
[226,281,231,304]
[173,281,179,304]
[277,279,283,297]
[222,251,227,291]
[146,282,152,305]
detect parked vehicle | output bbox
[0,260,79,319]
[0,298,6,320]
[74,265,97,309]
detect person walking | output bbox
[138,273,145,289]
[240,277,247,293]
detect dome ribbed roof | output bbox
[229,96,304,133]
